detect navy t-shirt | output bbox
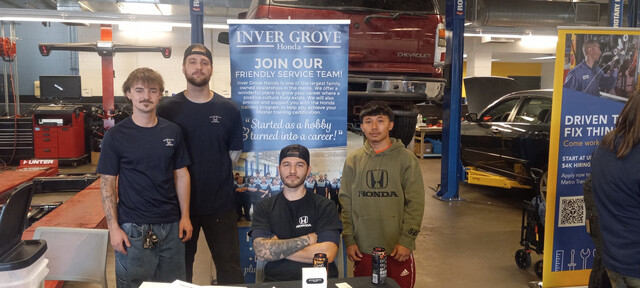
[96,117,190,224]
[158,92,243,215]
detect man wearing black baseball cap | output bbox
[157,43,244,284]
[249,144,342,282]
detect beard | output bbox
[186,72,211,87]
[281,174,305,189]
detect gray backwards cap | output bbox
[279,144,310,165]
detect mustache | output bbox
[139,100,153,104]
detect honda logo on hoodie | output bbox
[366,170,388,189]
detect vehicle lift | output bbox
[464,167,533,190]
[434,0,466,201]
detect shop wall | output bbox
[10,22,79,96]
[491,62,542,77]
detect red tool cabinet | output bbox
[33,105,85,159]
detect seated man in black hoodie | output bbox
[249,144,342,282]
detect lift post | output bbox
[435,0,466,201]
[190,0,204,44]
[100,25,115,129]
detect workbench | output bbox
[413,126,442,159]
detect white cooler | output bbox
[0,257,49,288]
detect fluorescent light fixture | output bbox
[78,2,94,12]
[465,32,558,40]
[531,55,556,60]
[203,24,230,29]
[0,7,226,30]
[464,33,527,39]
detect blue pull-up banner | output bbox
[228,20,349,152]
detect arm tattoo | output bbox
[99,175,118,227]
[254,235,310,262]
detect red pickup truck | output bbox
[239,0,447,145]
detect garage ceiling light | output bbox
[0,8,227,30]
[464,33,527,39]
[530,56,556,60]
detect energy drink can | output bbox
[372,247,387,284]
[313,253,328,268]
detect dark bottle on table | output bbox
[313,252,328,269]
[372,247,387,284]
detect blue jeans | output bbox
[607,269,640,288]
[115,222,185,288]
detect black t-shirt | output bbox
[249,192,342,281]
[96,117,190,224]
[158,92,243,215]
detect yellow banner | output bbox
[544,27,639,287]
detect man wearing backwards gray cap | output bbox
[158,43,244,284]
[249,144,342,282]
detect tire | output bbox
[390,105,418,147]
[536,171,548,203]
[515,249,531,269]
[534,260,543,279]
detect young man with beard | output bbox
[339,101,425,288]
[97,68,193,287]
[249,144,342,282]
[157,44,244,284]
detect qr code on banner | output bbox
[558,196,585,227]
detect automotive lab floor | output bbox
[57,132,546,288]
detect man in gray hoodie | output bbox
[340,101,425,288]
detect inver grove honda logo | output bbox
[366,170,388,189]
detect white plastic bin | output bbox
[0,257,48,288]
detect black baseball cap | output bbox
[183,43,212,64]
[279,144,310,166]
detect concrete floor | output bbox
[51,133,544,287]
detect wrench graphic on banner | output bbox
[581,249,591,269]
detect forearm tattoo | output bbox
[254,235,310,261]
[100,176,117,227]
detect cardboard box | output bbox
[91,152,100,166]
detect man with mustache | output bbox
[97,67,193,287]
[158,44,244,284]
[249,144,342,282]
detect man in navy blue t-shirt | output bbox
[97,68,192,287]
[157,44,244,284]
